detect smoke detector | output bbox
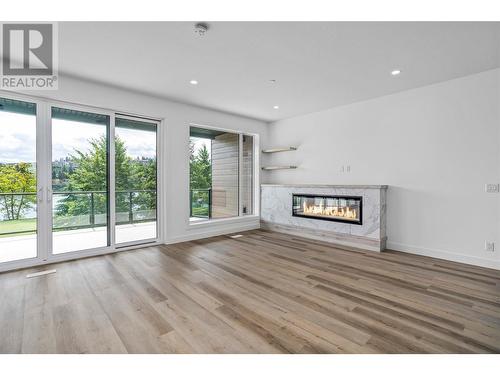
[194,23,209,36]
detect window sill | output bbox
[187,215,260,230]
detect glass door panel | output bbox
[51,107,110,254]
[115,117,157,244]
[0,97,38,263]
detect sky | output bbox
[191,137,211,157]
[52,118,157,160]
[0,111,36,163]
[116,126,156,159]
[0,111,157,164]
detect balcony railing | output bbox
[190,188,211,218]
[0,189,156,236]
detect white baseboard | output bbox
[387,241,500,270]
[165,221,261,244]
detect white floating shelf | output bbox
[262,146,297,153]
[261,166,298,171]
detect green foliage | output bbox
[55,135,156,223]
[191,205,209,217]
[190,143,211,189]
[52,159,74,189]
[189,139,196,161]
[0,218,36,236]
[189,142,211,218]
[0,136,157,229]
[0,163,36,220]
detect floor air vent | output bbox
[26,269,57,278]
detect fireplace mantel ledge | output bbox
[261,184,388,189]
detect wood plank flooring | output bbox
[1,229,499,353]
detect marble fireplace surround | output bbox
[260,184,388,252]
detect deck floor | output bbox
[0,222,157,263]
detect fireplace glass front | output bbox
[292,194,362,225]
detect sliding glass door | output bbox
[115,116,158,245]
[0,98,38,264]
[0,93,161,271]
[51,107,110,254]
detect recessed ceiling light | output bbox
[190,80,198,85]
[273,105,279,110]
[391,70,401,76]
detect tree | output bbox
[189,143,211,217]
[189,139,196,161]
[55,135,156,223]
[127,158,157,220]
[190,144,211,189]
[0,163,36,221]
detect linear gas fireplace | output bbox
[292,194,363,225]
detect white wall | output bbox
[264,69,500,269]
[20,74,268,244]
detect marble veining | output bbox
[261,184,387,250]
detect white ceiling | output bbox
[58,22,500,122]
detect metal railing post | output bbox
[90,192,95,226]
[208,189,212,218]
[128,191,134,224]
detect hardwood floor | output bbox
[1,229,499,353]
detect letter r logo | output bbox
[2,24,53,76]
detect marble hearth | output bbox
[261,184,387,251]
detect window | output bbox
[189,126,255,222]
[241,135,254,216]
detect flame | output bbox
[302,200,357,220]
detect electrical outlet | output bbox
[485,184,499,193]
[485,241,495,252]
[340,165,351,173]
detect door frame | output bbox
[0,90,164,273]
[47,101,114,261]
[114,113,162,249]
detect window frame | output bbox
[114,113,161,248]
[187,122,260,228]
